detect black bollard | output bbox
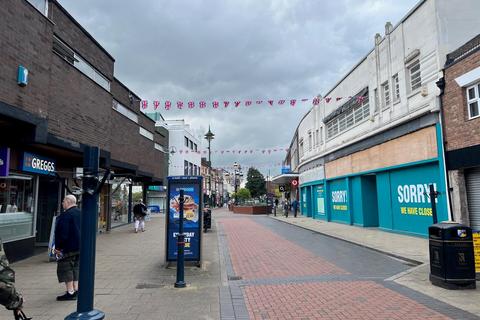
[174,190,186,288]
[429,184,438,224]
[66,146,104,319]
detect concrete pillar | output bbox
[448,169,470,225]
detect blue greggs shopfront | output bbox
[299,125,449,237]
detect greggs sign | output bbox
[22,152,56,175]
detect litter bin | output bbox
[203,208,211,233]
[429,222,476,289]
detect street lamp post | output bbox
[204,126,214,207]
[233,162,241,205]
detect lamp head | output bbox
[204,126,215,141]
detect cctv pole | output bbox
[66,146,105,320]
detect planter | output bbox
[232,205,269,215]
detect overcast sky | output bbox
[59,0,419,176]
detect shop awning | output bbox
[271,173,299,185]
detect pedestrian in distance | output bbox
[283,199,289,218]
[55,194,81,301]
[0,239,29,319]
[133,199,148,233]
[292,199,299,218]
[274,198,279,216]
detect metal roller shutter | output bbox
[466,167,480,231]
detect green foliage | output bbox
[245,167,266,198]
[235,188,251,201]
[132,191,143,202]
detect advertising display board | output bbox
[313,185,325,219]
[329,178,350,223]
[166,176,202,262]
[473,231,480,278]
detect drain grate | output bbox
[228,275,242,281]
[136,283,166,289]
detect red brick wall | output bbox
[443,49,480,151]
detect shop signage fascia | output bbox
[21,152,56,175]
[0,147,10,177]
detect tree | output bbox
[245,167,266,198]
[234,188,251,202]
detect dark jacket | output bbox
[133,203,147,218]
[55,206,81,255]
[0,240,23,310]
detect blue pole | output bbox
[65,146,105,320]
[175,189,186,288]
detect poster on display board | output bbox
[166,176,202,262]
[473,231,480,279]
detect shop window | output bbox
[466,82,480,119]
[0,174,35,242]
[110,179,131,228]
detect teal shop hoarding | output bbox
[377,163,447,236]
[300,187,311,217]
[313,184,326,220]
[329,178,350,224]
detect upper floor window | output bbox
[185,137,189,147]
[326,94,369,140]
[315,129,319,147]
[392,74,400,102]
[299,139,304,158]
[408,60,422,92]
[308,131,312,151]
[382,81,390,108]
[27,0,48,16]
[189,140,194,150]
[374,88,379,113]
[53,36,110,92]
[194,143,198,152]
[467,82,480,119]
[112,100,138,123]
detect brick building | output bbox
[0,0,168,260]
[442,34,480,230]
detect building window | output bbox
[27,0,48,16]
[319,127,323,145]
[408,60,422,92]
[308,131,312,151]
[0,174,36,242]
[315,129,319,147]
[466,82,480,119]
[382,81,390,107]
[139,127,154,141]
[189,140,193,150]
[52,36,110,91]
[194,143,198,152]
[299,139,304,158]
[374,88,379,113]
[184,161,188,175]
[392,74,400,102]
[185,137,189,147]
[326,94,369,139]
[112,100,138,123]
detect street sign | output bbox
[279,185,286,192]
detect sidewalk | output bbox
[271,214,480,317]
[1,215,222,320]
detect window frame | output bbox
[408,59,422,92]
[392,74,400,102]
[466,82,480,120]
[381,81,390,108]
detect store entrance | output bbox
[35,176,60,246]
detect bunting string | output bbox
[140,95,366,112]
[176,147,289,155]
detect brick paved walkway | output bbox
[219,215,479,320]
[220,218,347,280]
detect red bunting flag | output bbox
[234,101,241,107]
[188,101,195,109]
[141,100,148,109]
[278,100,285,105]
[268,100,274,106]
[223,101,230,108]
[325,97,332,103]
[199,101,207,109]
[313,97,321,105]
[256,100,263,104]
[301,98,309,102]
[165,101,172,110]
[213,101,219,108]
[153,100,160,110]
[177,101,183,109]
[336,97,342,101]
[245,100,252,106]
[290,99,297,106]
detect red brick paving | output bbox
[243,281,450,320]
[220,218,347,279]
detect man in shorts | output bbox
[54,195,81,301]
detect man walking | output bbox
[292,199,299,218]
[55,195,81,301]
[133,199,147,233]
[0,239,24,315]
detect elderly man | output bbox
[0,239,24,315]
[54,195,81,301]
